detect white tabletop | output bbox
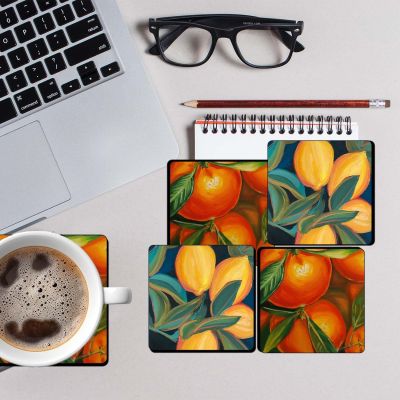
[2,0,400,399]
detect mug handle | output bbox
[103,287,132,304]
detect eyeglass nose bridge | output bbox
[213,28,237,40]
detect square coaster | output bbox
[168,160,267,247]
[267,140,374,245]
[258,247,365,353]
[149,245,255,352]
[0,235,108,366]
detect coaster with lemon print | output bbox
[267,140,374,245]
[148,245,255,352]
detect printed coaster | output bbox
[267,140,374,245]
[0,235,108,366]
[149,245,255,352]
[258,247,365,353]
[168,160,268,247]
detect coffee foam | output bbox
[0,246,88,352]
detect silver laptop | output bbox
[0,0,178,233]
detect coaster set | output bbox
[0,235,108,366]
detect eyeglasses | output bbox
[149,14,304,68]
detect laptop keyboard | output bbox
[0,0,123,126]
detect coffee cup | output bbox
[0,231,131,367]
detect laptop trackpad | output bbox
[0,121,70,230]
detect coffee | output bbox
[0,246,88,352]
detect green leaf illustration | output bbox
[269,183,289,222]
[261,210,268,242]
[216,229,233,245]
[352,289,365,330]
[149,287,170,325]
[217,330,248,351]
[268,141,286,170]
[298,210,358,234]
[182,227,207,244]
[309,195,325,216]
[334,224,366,245]
[300,248,360,259]
[180,315,240,340]
[170,219,207,230]
[155,295,204,331]
[263,313,297,352]
[149,273,187,304]
[148,245,167,276]
[274,191,321,226]
[259,254,286,304]
[211,280,241,316]
[329,175,359,210]
[307,317,337,353]
[192,299,208,320]
[261,305,299,317]
[169,167,196,216]
[268,168,306,200]
[64,235,100,247]
[209,161,266,171]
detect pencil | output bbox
[183,99,391,109]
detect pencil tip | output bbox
[182,100,197,108]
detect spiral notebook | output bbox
[195,114,359,158]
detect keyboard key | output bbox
[0,0,18,6]
[44,53,66,74]
[0,56,10,76]
[8,47,29,69]
[65,33,110,66]
[72,0,94,17]
[37,0,57,12]
[0,79,8,98]
[26,61,47,83]
[0,30,17,52]
[15,22,36,44]
[77,61,99,85]
[61,78,80,94]
[53,4,75,26]
[34,12,55,34]
[66,15,102,43]
[77,60,95,75]
[0,98,17,124]
[14,86,41,113]
[6,70,28,92]
[27,38,49,60]
[16,0,38,20]
[0,7,18,29]
[38,78,60,103]
[101,62,120,77]
[46,29,68,51]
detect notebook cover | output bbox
[267,140,374,245]
[149,245,255,352]
[168,160,268,247]
[0,234,108,366]
[258,247,365,353]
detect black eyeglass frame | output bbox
[149,14,304,68]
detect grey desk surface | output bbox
[2,0,400,399]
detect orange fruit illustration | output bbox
[179,229,218,245]
[256,195,268,216]
[239,179,260,202]
[171,163,242,221]
[332,249,364,283]
[242,164,268,194]
[215,212,257,247]
[345,326,365,353]
[177,330,219,350]
[82,330,107,364]
[234,203,260,237]
[267,251,332,309]
[259,248,287,272]
[323,288,352,327]
[169,161,196,183]
[221,303,254,339]
[82,236,107,277]
[259,309,270,330]
[270,300,346,352]
[340,198,372,233]
[209,256,253,305]
[327,151,370,199]
[295,225,337,245]
[347,282,364,303]
[294,141,334,191]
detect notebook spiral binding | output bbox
[202,114,353,135]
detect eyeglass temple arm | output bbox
[149,25,304,55]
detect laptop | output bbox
[0,0,178,233]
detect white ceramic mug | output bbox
[0,231,132,367]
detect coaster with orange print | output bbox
[0,235,109,366]
[258,247,365,353]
